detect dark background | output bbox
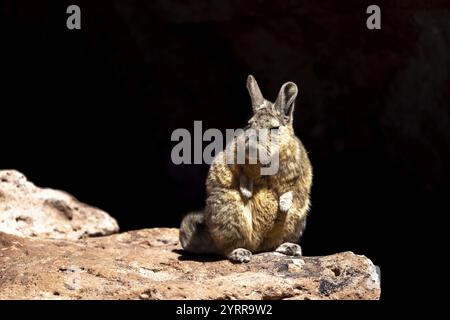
[1,0,449,298]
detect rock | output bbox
[0,228,380,300]
[0,170,119,240]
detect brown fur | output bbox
[179,75,312,261]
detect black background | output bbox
[1,0,449,299]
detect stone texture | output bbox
[0,170,119,240]
[0,228,380,300]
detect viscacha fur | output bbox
[180,75,313,263]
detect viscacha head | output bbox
[241,75,299,174]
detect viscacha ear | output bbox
[246,75,265,112]
[275,81,298,124]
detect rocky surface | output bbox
[0,228,380,300]
[0,169,380,299]
[0,170,119,240]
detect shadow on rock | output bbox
[173,249,223,262]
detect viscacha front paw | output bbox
[279,191,293,212]
[239,175,253,199]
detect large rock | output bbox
[0,228,380,300]
[0,170,119,240]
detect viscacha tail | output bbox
[179,211,217,254]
